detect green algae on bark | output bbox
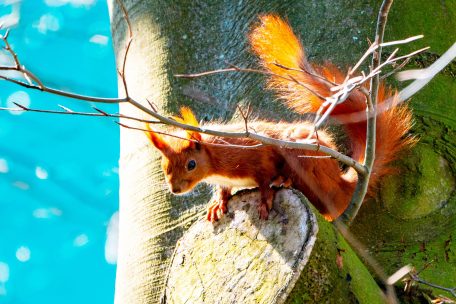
[350,0,456,299]
[286,201,384,304]
[381,144,455,219]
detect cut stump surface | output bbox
[163,189,318,304]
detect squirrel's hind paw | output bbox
[258,202,270,220]
[269,176,292,188]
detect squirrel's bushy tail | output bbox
[250,14,416,194]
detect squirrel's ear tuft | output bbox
[179,107,199,127]
[145,123,169,152]
[173,106,202,143]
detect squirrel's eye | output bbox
[187,159,196,171]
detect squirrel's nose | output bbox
[171,185,182,194]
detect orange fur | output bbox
[250,14,416,204]
[146,15,415,221]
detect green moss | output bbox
[409,75,456,128]
[287,205,384,304]
[352,193,456,299]
[381,144,455,219]
[386,0,456,54]
[350,0,456,299]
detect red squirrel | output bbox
[145,15,415,222]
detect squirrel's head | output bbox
[145,107,210,195]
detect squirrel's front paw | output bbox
[207,199,228,222]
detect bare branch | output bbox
[119,37,133,97]
[0,69,127,103]
[117,93,368,174]
[332,42,456,124]
[115,0,132,39]
[339,0,394,227]
[410,273,456,298]
[273,62,338,87]
[146,98,158,112]
[58,105,74,112]
[0,103,161,124]
[1,29,19,67]
[1,28,44,88]
[386,265,413,285]
[301,40,427,141]
[379,34,424,47]
[380,57,412,80]
[175,67,238,78]
[349,42,379,77]
[175,36,427,142]
[176,63,327,101]
[118,122,266,149]
[333,220,399,303]
[237,104,251,135]
[298,155,332,159]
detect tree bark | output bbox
[108,0,456,302]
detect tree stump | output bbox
[162,189,318,304]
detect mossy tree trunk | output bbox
[351,0,456,298]
[108,0,455,303]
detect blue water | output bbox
[0,1,118,303]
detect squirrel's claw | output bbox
[207,198,228,222]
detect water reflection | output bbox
[35,166,49,180]
[0,1,118,302]
[73,234,89,247]
[32,207,62,219]
[104,211,118,265]
[0,262,8,296]
[0,158,8,173]
[16,246,31,262]
[33,13,60,34]
[89,34,108,45]
[6,91,30,116]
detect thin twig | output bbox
[339,0,394,228]
[118,122,266,149]
[349,42,379,77]
[379,34,424,47]
[146,98,158,112]
[299,40,426,139]
[0,103,162,124]
[333,220,399,303]
[380,57,412,80]
[410,274,456,298]
[237,104,252,135]
[0,30,44,88]
[273,62,338,87]
[115,0,132,38]
[114,0,133,99]
[332,43,454,125]
[298,155,332,159]
[176,63,327,101]
[0,74,127,103]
